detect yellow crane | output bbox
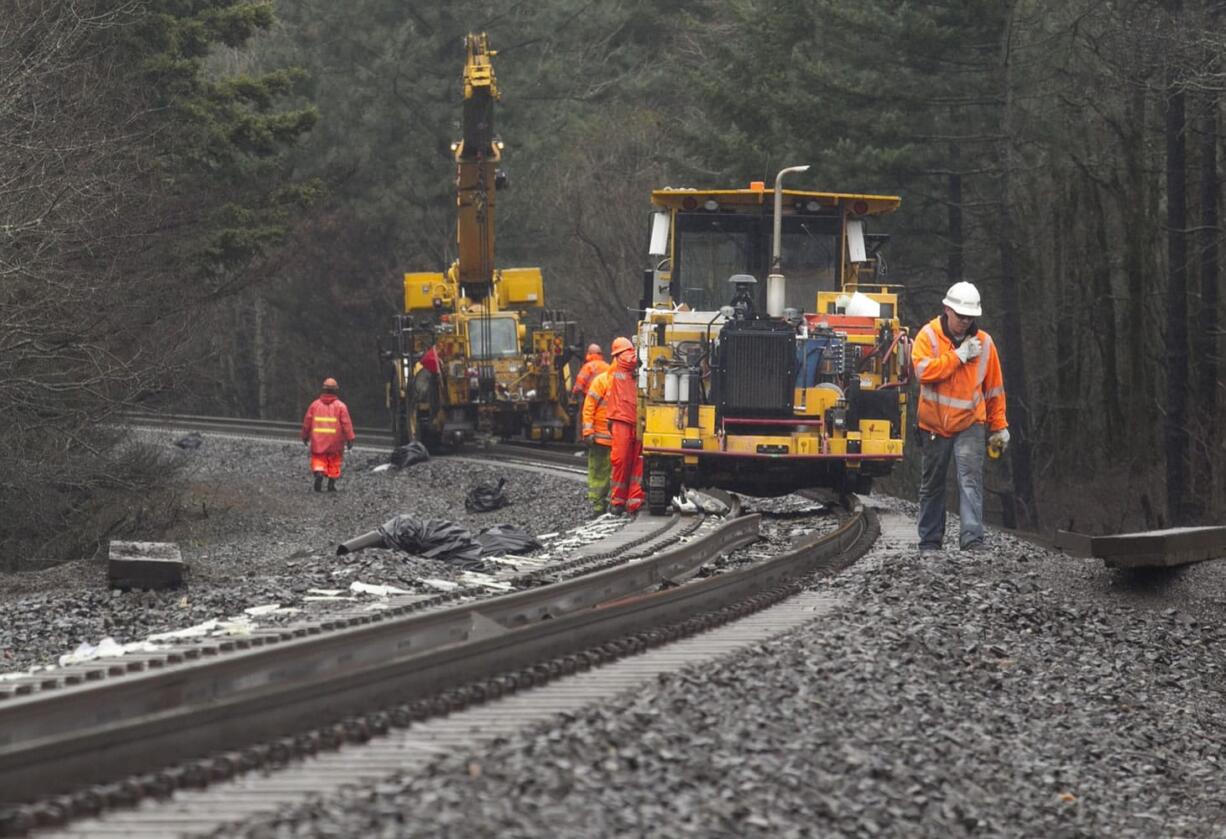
[383,33,576,448]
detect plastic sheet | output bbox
[475,523,541,556]
[377,515,486,569]
[390,441,430,468]
[465,477,510,513]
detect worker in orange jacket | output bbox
[911,282,1008,553]
[572,343,608,401]
[300,377,356,493]
[570,343,608,438]
[581,366,614,514]
[605,337,644,515]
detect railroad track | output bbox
[0,416,882,836]
[124,412,588,474]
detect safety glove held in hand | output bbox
[954,336,982,364]
[988,428,1010,456]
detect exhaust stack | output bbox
[767,164,811,317]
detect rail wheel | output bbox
[645,456,679,516]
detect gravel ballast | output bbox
[222,498,1226,838]
[0,432,589,673]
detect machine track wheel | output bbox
[645,457,677,517]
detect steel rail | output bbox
[123,412,586,471]
[0,516,760,803]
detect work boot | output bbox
[609,506,626,518]
[327,478,337,492]
[313,473,323,493]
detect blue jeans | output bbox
[917,423,985,550]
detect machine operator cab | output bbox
[635,175,910,514]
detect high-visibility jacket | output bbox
[420,345,441,375]
[912,315,1007,437]
[606,355,638,425]
[573,353,608,399]
[581,369,613,447]
[301,393,356,455]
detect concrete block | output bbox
[1055,525,1226,569]
[108,541,185,590]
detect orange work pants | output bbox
[609,420,643,513]
[310,452,344,479]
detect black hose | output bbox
[336,530,385,556]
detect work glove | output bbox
[989,428,1010,455]
[346,441,353,451]
[954,335,982,364]
[302,439,309,446]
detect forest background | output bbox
[3,0,1224,565]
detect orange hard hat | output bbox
[611,337,634,358]
[587,343,603,356]
[322,377,339,391]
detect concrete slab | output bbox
[1054,525,1226,569]
[107,541,186,590]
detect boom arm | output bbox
[455,33,501,303]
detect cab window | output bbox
[469,317,519,358]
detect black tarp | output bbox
[390,442,430,468]
[465,477,510,513]
[377,515,484,568]
[474,523,541,556]
[337,515,544,571]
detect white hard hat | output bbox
[942,281,982,317]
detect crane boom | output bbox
[455,32,500,303]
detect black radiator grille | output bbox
[716,323,796,416]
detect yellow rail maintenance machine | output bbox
[636,167,910,514]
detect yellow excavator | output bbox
[382,33,576,448]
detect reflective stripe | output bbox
[314,417,338,423]
[985,385,1004,399]
[919,385,982,411]
[313,427,338,434]
[590,395,605,406]
[915,324,939,376]
[594,433,612,442]
[582,424,594,432]
[976,334,992,385]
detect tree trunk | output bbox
[1088,183,1123,453]
[1124,87,1152,450]
[948,140,963,284]
[1055,181,1077,449]
[1164,17,1191,525]
[1193,18,1221,518]
[995,2,1039,529]
[254,293,270,420]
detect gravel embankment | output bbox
[0,432,589,673]
[224,498,1226,838]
